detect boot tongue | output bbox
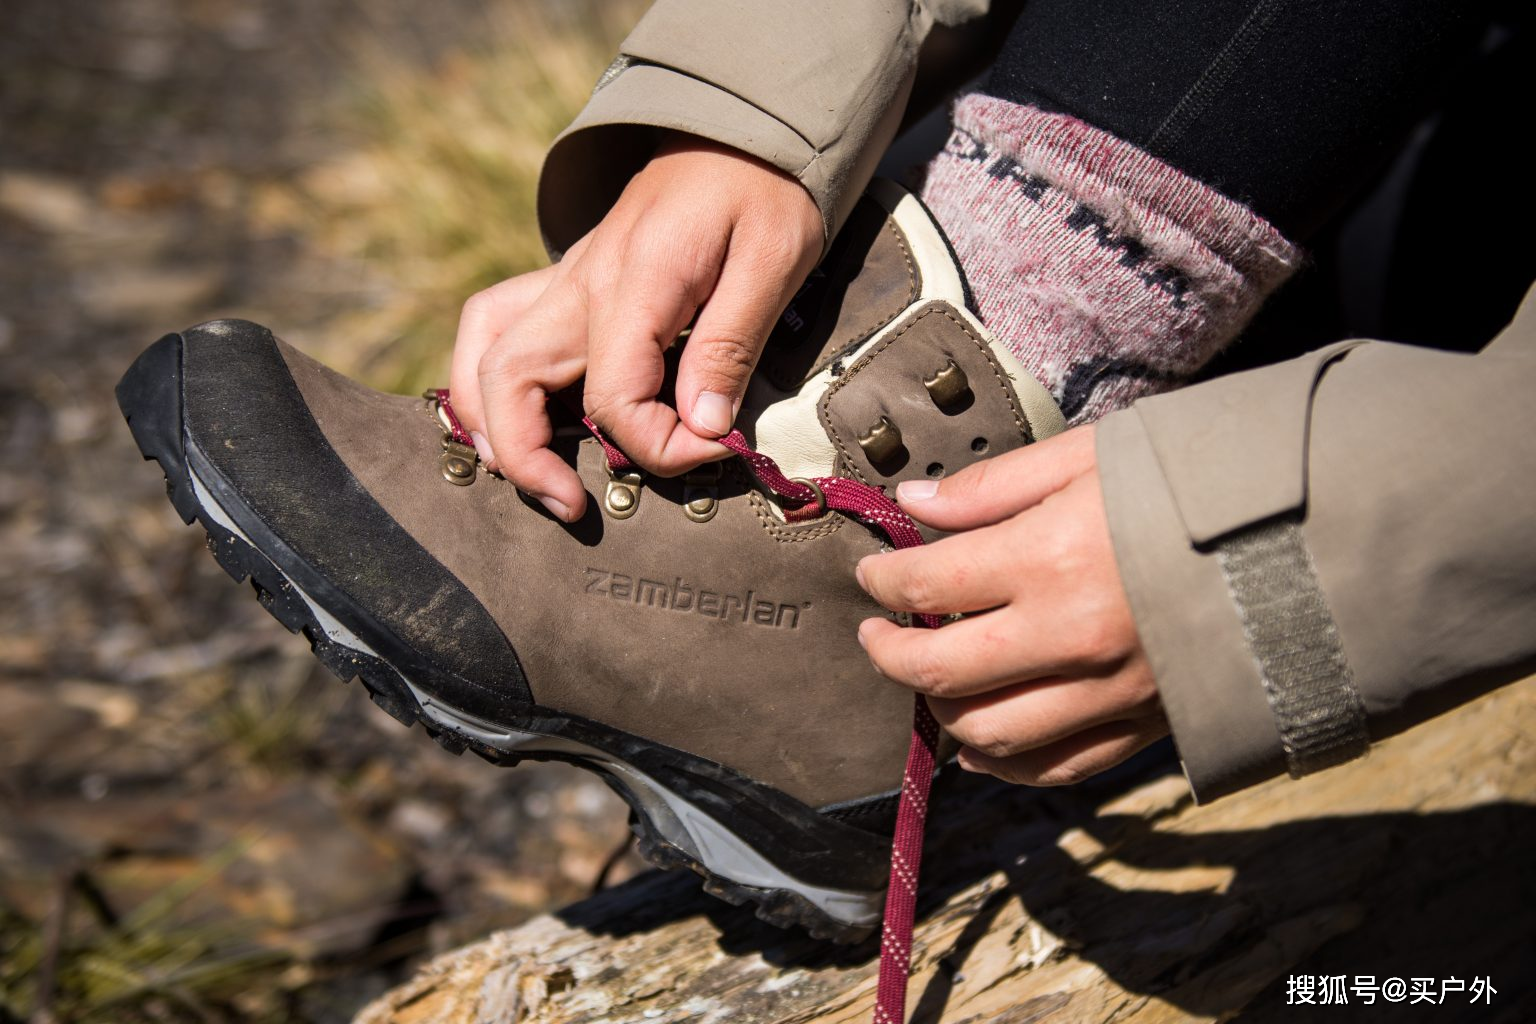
[740,180,1065,485]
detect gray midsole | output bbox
[187,465,882,928]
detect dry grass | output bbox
[299,0,645,393]
[0,852,285,1024]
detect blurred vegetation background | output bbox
[0,1,645,1021]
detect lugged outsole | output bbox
[117,345,878,945]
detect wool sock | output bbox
[918,93,1301,424]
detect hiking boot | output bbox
[116,180,1065,941]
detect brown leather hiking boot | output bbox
[116,181,1065,940]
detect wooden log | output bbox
[354,682,1536,1023]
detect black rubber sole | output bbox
[116,329,889,943]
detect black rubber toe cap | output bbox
[122,319,532,718]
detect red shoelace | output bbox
[434,391,937,1024]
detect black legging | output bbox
[985,0,1490,241]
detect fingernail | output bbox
[897,479,939,503]
[854,558,869,591]
[537,494,573,521]
[693,391,735,437]
[470,431,495,466]
[856,623,869,649]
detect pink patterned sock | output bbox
[919,94,1302,424]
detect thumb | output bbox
[675,247,809,439]
[895,423,1098,531]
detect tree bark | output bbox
[355,682,1536,1023]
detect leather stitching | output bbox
[769,214,920,391]
[802,217,921,384]
[818,303,1033,487]
[733,460,844,542]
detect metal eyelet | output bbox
[440,438,478,486]
[424,392,478,487]
[682,463,721,523]
[787,477,827,518]
[924,358,971,410]
[604,470,643,519]
[856,415,904,464]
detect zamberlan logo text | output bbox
[583,568,806,629]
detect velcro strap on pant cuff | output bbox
[1215,518,1369,777]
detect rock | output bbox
[72,265,225,324]
[0,172,94,235]
[0,783,414,960]
[299,153,391,209]
[0,680,102,778]
[389,799,453,845]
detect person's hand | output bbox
[448,133,822,522]
[854,425,1168,786]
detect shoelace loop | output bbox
[436,392,937,1024]
[430,388,473,447]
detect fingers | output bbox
[894,424,1098,532]
[954,715,1168,787]
[855,519,1022,616]
[858,610,1106,696]
[458,136,822,508]
[450,265,559,440]
[674,220,818,439]
[462,137,819,489]
[858,513,1141,693]
[925,670,1160,757]
[582,216,732,476]
[476,275,593,520]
